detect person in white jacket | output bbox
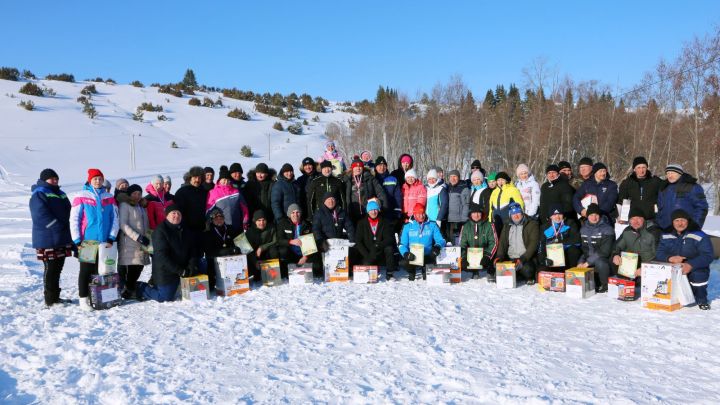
[515,164,541,219]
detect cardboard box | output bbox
[537,271,566,292]
[495,261,516,289]
[89,273,121,310]
[426,264,451,285]
[353,265,379,284]
[259,259,283,287]
[215,255,250,296]
[437,246,462,269]
[181,275,210,302]
[323,245,350,282]
[565,267,596,299]
[641,262,682,311]
[608,276,638,301]
[288,264,314,285]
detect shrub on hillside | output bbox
[81,84,97,95]
[22,70,36,80]
[83,103,97,119]
[227,108,250,120]
[45,73,75,82]
[158,84,182,97]
[240,145,252,157]
[137,102,163,112]
[312,115,320,122]
[18,100,34,111]
[157,114,168,121]
[130,80,144,88]
[287,122,303,135]
[202,97,215,108]
[0,67,20,81]
[303,119,309,125]
[132,111,143,122]
[171,141,178,148]
[188,97,201,106]
[214,98,223,107]
[19,82,43,97]
[273,122,284,131]
[42,86,56,97]
[76,95,89,104]
[105,78,116,84]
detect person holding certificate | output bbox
[276,204,319,278]
[495,202,540,285]
[459,203,497,280]
[398,204,446,281]
[611,206,660,286]
[538,204,582,272]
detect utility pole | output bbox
[267,132,271,161]
[130,133,137,171]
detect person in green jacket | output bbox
[460,203,498,280]
[495,203,541,285]
[611,206,659,279]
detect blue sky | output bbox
[1,1,718,101]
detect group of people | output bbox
[29,141,714,310]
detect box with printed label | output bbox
[608,277,638,301]
[353,265,379,284]
[426,264,451,285]
[323,244,350,282]
[565,267,596,299]
[259,259,283,287]
[215,255,250,296]
[495,261,517,289]
[288,264,314,285]
[537,271,566,292]
[181,275,210,302]
[641,262,682,311]
[89,273,121,310]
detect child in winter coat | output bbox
[202,207,241,291]
[399,204,446,281]
[206,169,250,232]
[538,204,582,272]
[459,204,497,279]
[70,168,119,310]
[317,141,346,172]
[401,169,427,221]
[30,168,74,306]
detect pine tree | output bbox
[483,89,495,109]
[182,69,198,88]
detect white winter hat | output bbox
[516,164,530,176]
[471,170,484,181]
[405,169,418,180]
[152,174,164,185]
[426,169,438,180]
[163,175,172,183]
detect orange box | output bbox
[537,271,565,292]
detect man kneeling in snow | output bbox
[135,205,200,302]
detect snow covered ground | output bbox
[1,78,720,404]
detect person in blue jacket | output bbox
[656,164,708,231]
[425,168,449,228]
[30,168,74,306]
[399,203,446,281]
[373,156,403,224]
[655,209,713,310]
[573,162,618,222]
[70,168,119,310]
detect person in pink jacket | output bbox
[144,175,172,230]
[206,169,249,232]
[401,169,427,221]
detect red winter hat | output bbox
[351,159,364,170]
[87,168,104,183]
[413,203,426,215]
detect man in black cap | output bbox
[538,204,582,271]
[539,164,576,227]
[374,156,403,224]
[307,160,346,219]
[229,162,245,190]
[577,203,616,292]
[173,166,208,234]
[203,167,215,191]
[244,162,275,223]
[294,157,318,216]
[465,159,486,187]
[573,162,618,222]
[557,161,577,189]
[656,163,708,231]
[655,209,713,310]
[271,163,300,221]
[575,157,594,189]
[617,156,662,223]
[612,205,660,285]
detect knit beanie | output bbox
[578,157,594,167]
[632,156,648,169]
[471,170,484,181]
[287,203,301,217]
[366,200,380,212]
[448,170,461,179]
[558,161,572,171]
[255,163,269,174]
[126,184,142,196]
[165,204,180,216]
[204,166,215,175]
[320,160,333,169]
[229,163,243,174]
[375,156,388,166]
[471,159,483,170]
[426,169,438,180]
[486,172,497,181]
[40,168,59,181]
[87,168,104,183]
[280,163,294,175]
[516,164,530,176]
[252,210,266,222]
[546,164,560,174]
[496,172,511,182]
[405,169,418,180]
[115,178,129,189]
[586,203,601,217]
[665,164,684,176]
[671,209,690,222]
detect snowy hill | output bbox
[0,78,359,186]
[1,78,720,403]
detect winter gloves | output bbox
[431,245,442,257]
[481,256,491,268]
[137,235,150,247]
[544,258,554,267]
[403,252,416,262]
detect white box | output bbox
[641,262,682,311]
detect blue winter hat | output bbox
[366,200,380,212]
[509,203,523,216]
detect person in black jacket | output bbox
[229,162,245,190]
[294,157,318,216]
[617,156,663,222]
[245,210,279,282]
[276,204,319,277]
[173,166,209,233]
[345,159,387,223]
[202,207,240,291]
[271,163,300,221]
[307,161,346,219]
[30,168,74,306]
[244,163,276,224]
[136,205,200,302]
[577,203,616,292]
[390,153,414,187]
[354,200,398,279]
[312,192,355,249]
[203,167,215,191]
[539,164,577,227]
